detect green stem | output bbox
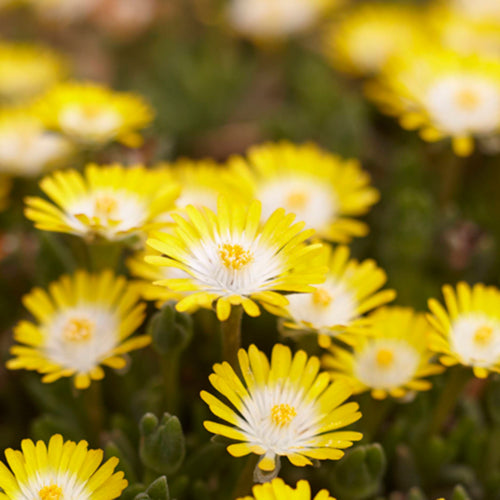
[429,366,470,435]
[87,241,123,272]
[162,354,180,414]
[220,305,243,368]
[439,154,467,208]
[232,454,259,499]
[362,397,394,442]
[84,381,105,443]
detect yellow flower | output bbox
[201,343,362,472]
[367,46,500,156]
[449,0,500,24]
[279,244,396,348]
[230,142,379,243]
[323,307,444,400]
[24,164,179,242]
[7,270,150,389]
[0,42,67,104]
[237,478,335,500]
[34,81,154,147]
[0,434,127,499]
[227,0,342,40]
[146,196,326,321]
[324,3,424,76]
[427,282,500,378]
[0,108,73,177]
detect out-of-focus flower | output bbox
[7,270,150,389]
[0,109,73,177]
[28,0,99,23]
[34,82,154,148]
[323,307,444,399]
[146,196,326,321]
[368,47,500,156]
[324,3,424,76]
[227,0,342,41]
[448,0,500,24]
[91,0,158,41]
[24,164,179,242]
[230,142,378,243]
[427,282,500,378]
[0,43,67,104]
[0,434,127,499]
[278,244,395,348]
[237,478,336,500]
[429,7,500,57]
[201,343,362,472]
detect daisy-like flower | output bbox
[146,196,326,321]
[237,478,335,500]
[0,109,73,177]
[427,282,500,378]
[7,270,150,389]
[228,0,341,40]
[368,46,500,156]
[24,164,179,242]
[323,307,444,400]
[34,82,154,147]
[201,343,362,472]
[0,43,67,104]
[230,142,379,243]
[279,244,395,348]
[0,434,127,499]
[324,4,425,77]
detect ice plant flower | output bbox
[237,478,335,500]
[146,196,326,321]
[324,4,424,76]
[0,43,67,104]
[323,307,444,400]
[201,343,362,472]
[227,0,341,41]
[427,282,500,378]
[0,109,73,177]
[7,270,150,389]
[0,434,127,499]
[24,164,179,242]
[367,46,500,156]
[34,81,154,147]
[279,244,396,348]
[230,142,379,243]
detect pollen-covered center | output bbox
[312,287,333,307]
[94,195,119,219]
[286,190,309,210]
[39,485,63,500]
[473,325,494,346]
[376,348,394,367]
[63,317,94,342]
[218,243,253,270]
[455,88,480,110]
[270,403,297,427]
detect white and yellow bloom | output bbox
[237,478,336,500]
[201,343,362,472]
[323,307,444,400]
[0,109,73,177]
[24,164,179,242]
[0,434,127,499]
[427,282,500,378]
[7,270,150,389]
[279,244,395,348]
[230,142,378,243]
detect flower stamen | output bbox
[312,287,333,307]
[376,348,394,367]
[63,317,94,342]
[455,88,480,110]
[286,190,308,210]
[473,325,494,346]
[39,485,63,500]
[218,243,253,270]
[270,403,297,427]
[94,196,118,219]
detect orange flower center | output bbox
[219,243,253,270]
[312,287,333,307]
[39,485,63,500]
[376,348,394,367]
[270,403,297,427]
[286,190,308,210]
[63,317,94,342]
[455,88,480,110]
[473,325,494,346]
[94,196,118,219]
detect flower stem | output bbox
[232,454,259,498]
[362,397,394,442]
[220,305,243,368]
[87,241,123,272]
[84,381,105,443]
[429,366,470,435]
